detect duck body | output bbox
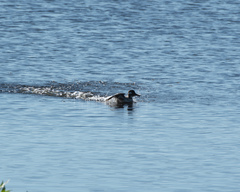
[106,90,140,105]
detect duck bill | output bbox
[135,93,141,97]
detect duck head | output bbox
[128,90,141,98]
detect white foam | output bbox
[19,86,107,102]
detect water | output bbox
[1,0,240,191]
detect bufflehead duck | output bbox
[106,90,140,104]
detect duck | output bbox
[106,90,140,104]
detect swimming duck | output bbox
[106,90,140,104]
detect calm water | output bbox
[1,0,240,191]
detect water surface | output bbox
[1,0,240,191]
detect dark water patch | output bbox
[0,80,219,105]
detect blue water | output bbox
[1,0,240,191]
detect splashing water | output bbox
[19,86,106,102]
